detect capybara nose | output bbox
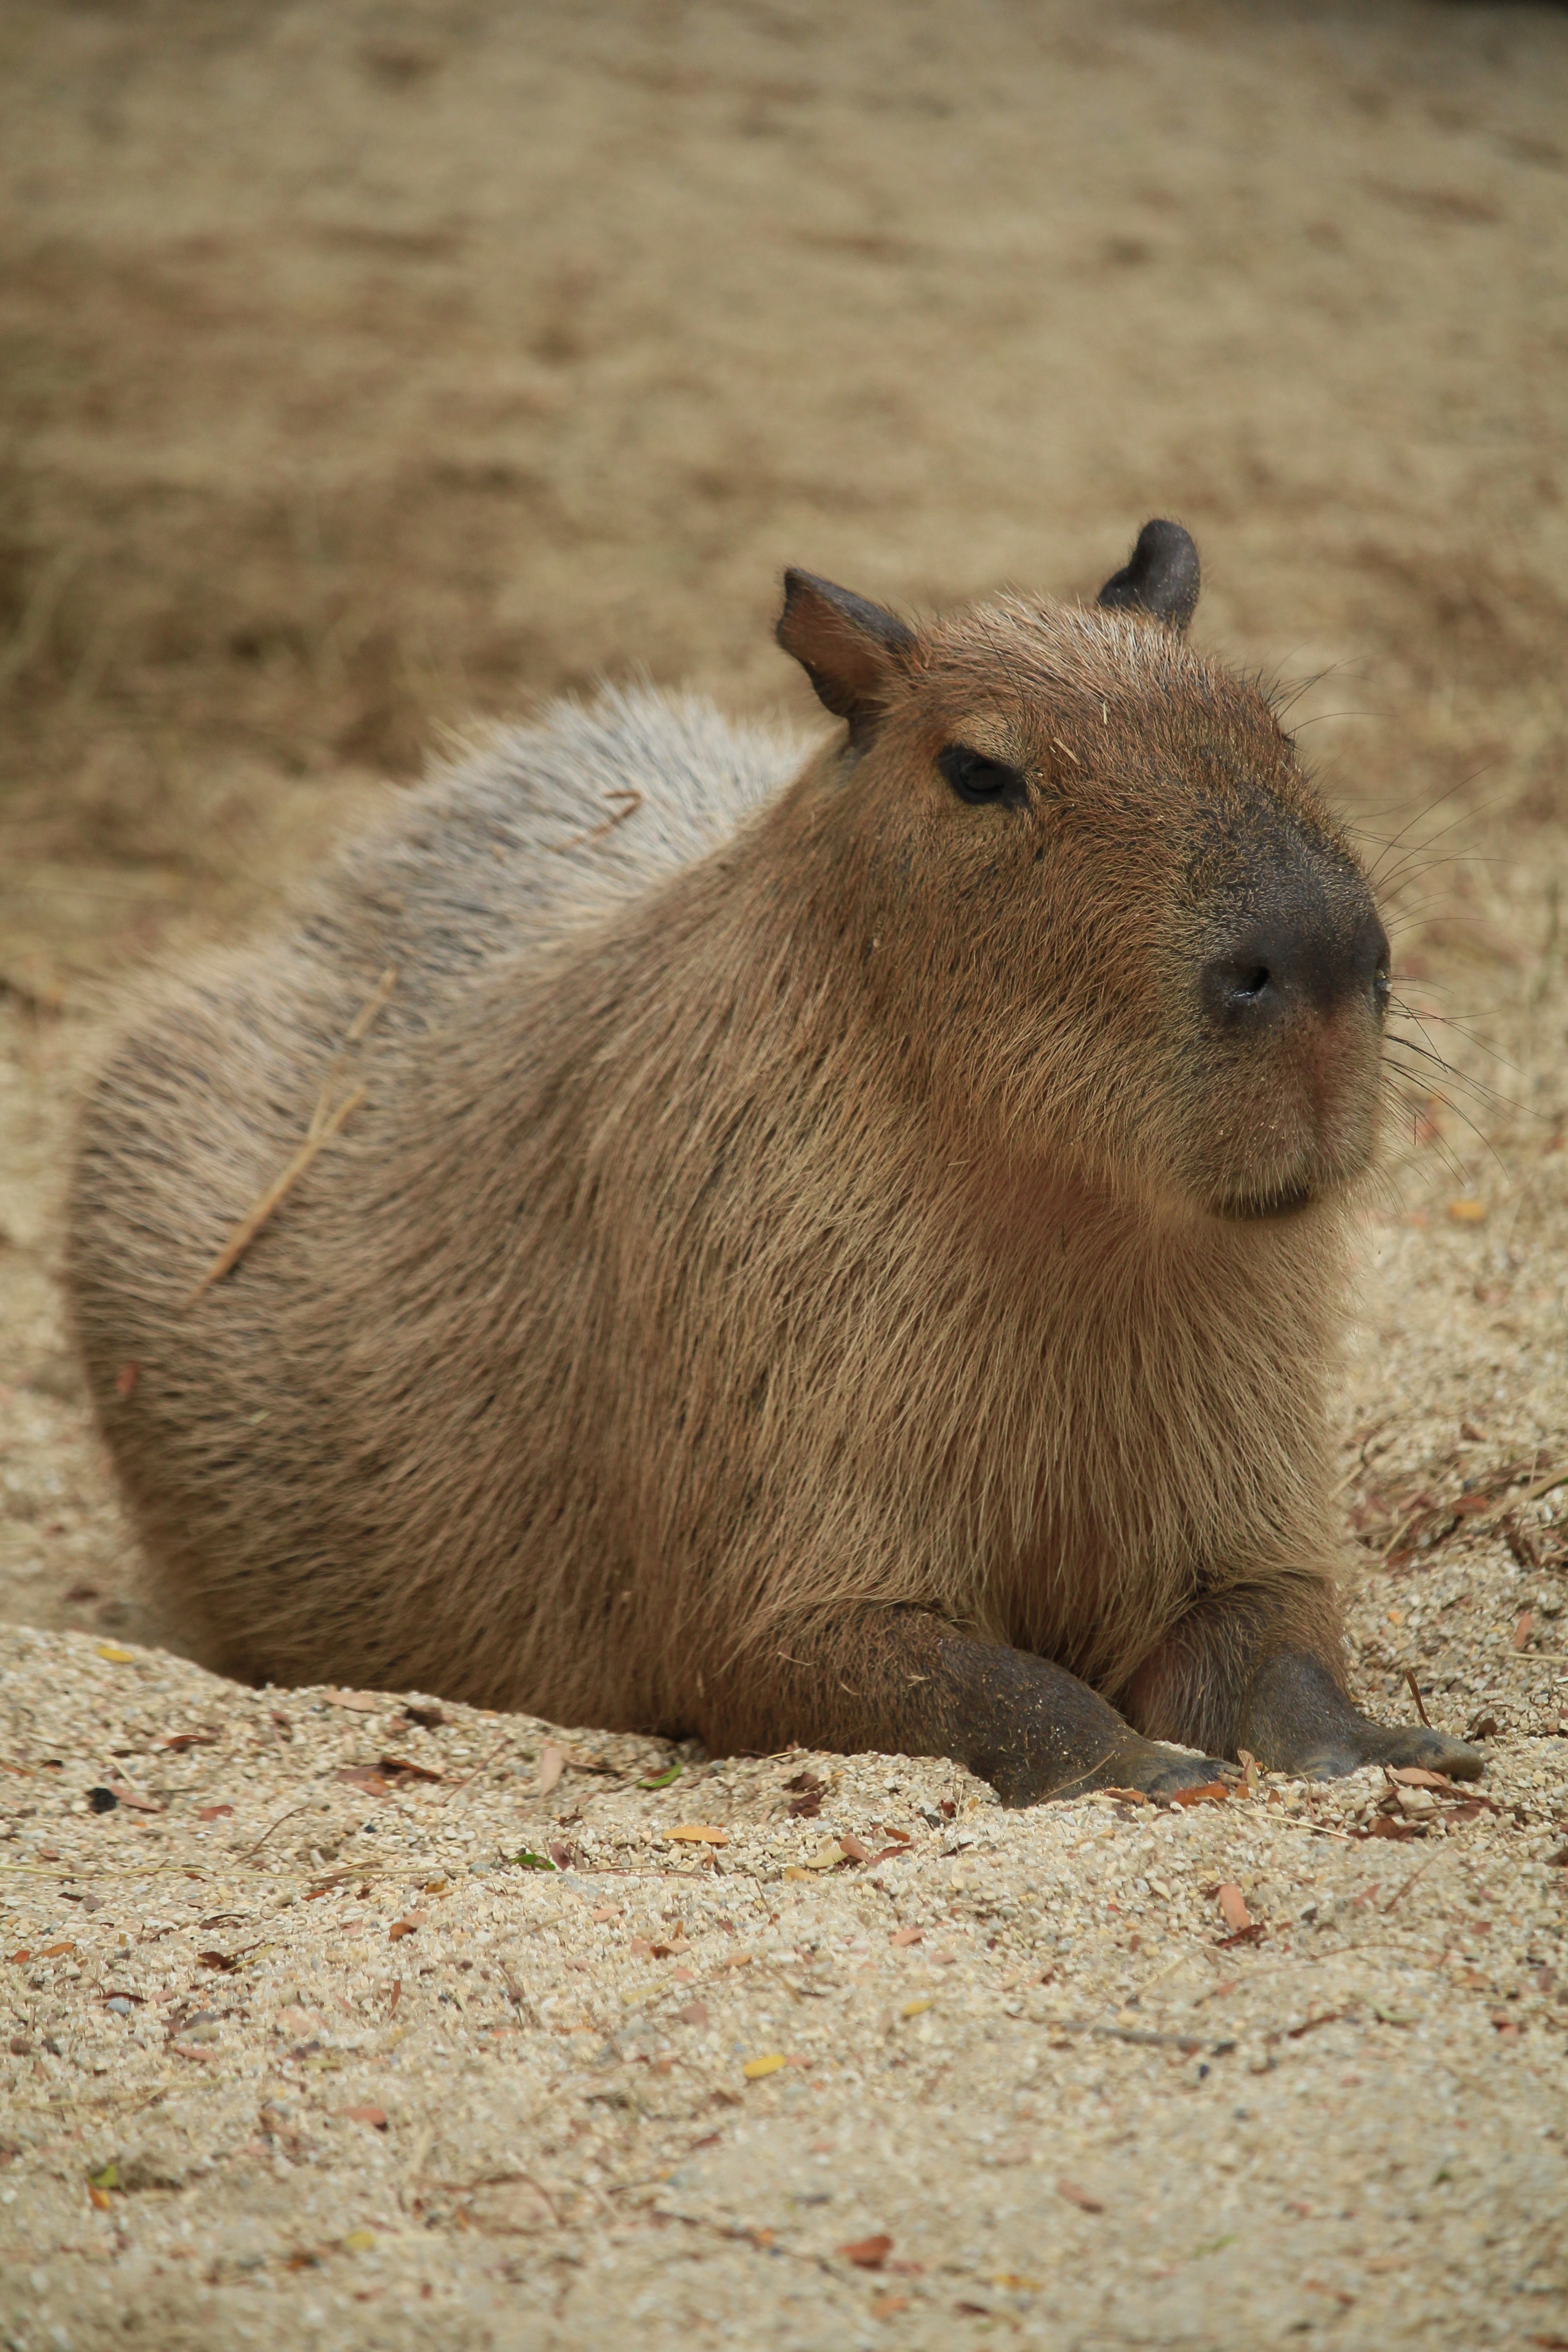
[1201,888,1388,1035]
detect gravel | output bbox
[0,1584,1564,2351]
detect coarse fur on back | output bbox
[69,557,1401,1777]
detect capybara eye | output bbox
[937,745,1027,806]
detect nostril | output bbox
[1202,943,1289,1030]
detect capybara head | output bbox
[776,520,1388,1223]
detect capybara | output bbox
[68,521,1482,1800]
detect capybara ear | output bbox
[1096,519,1201,632]
[776,569,917,739]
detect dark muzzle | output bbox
[1200,834,1388,1040]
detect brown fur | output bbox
[67,550,1480,1796]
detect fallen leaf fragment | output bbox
[639,1761,683,1790]
[664,1823,728,1845]
[1447,1197,1487,1223]
[324,1689,382,1712]
[338,2107,387,2131]
[839,2234,894,2270]
[40,1941,76,1959]
[342,2228,377,2252]
[838,1833,871,1863]
[1387,1767,1452,1789]
[99,1779,162,1813]
[197,1803,234,1821]
[1215,1882,1252,1936]
[1057,2178,1105,2213]
[334,1766,390,1796]
[537,1744,567,1797]
[388,1911,427,1941]
[743,2052,788,2079]
[95,1644,136,1665]
[1513,1611,1536,1651]
[1170,1780,1231,1807]
[889,1926,924,1947]
[377,1754,443,1784]
[87,2183,113,2211]
[870,2295,909,2318]
[901,1997,935,2019]
[677,2000,709,2029]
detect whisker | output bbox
[1379,1058,1510,1176]
[1382,1002,1523,1091]
[1396,1006,1522,1073]
[1381,1045,1521,1131]
[1363,774,1483,883]
[1364,774,1510,890]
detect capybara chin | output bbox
[68,520,1482,1801]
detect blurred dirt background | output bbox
[1,3,1567,2347]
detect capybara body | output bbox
[68,527,1482,1798]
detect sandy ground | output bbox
[2,2,1568,2346]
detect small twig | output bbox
[650,2205,837,2276]
[186,1089,364,1302]
[1404,1669,1433,1730]
[236,1803,313,1859]
[431,2167,562,2224]
[436,1735,514,1803]
[1383,1856,1440,1914]
[343,965,397,1044]
[1474,1462,1568,1526]
[1036,2016,1224,2055]
[549,788,644,853]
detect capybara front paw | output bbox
[1120,1742,1235,1798]
[1259,1715,1485,1783]
[985,1736,1230,1807]
[1057,1738,1233,1803]
[1237,1653,1485,1784]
